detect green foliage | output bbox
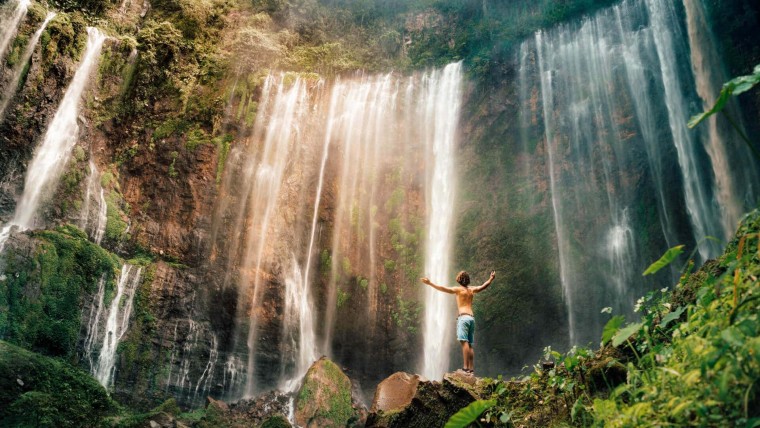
[610,321,643,348]
[688,63,760,162]
[0,226,120,358]
[445,399,496,428]
[642,245,685,276]
[601,315,624,345]
[590,209,760,426]
[0,341,116,427]
[49,0,111,15]
[391,294,422,333]
[261,414,291,428]
[296,359,355,425]
[105,188,130,243]
[215,134,234,184]
[688,64,760,129]
[336,289,349,308]
[169,151,179,178]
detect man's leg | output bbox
[468,344,475,372]
[460,340,469,370]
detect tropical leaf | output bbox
[612,322,643,347]
[659,306,685,329]
[688,63,760,128]
[602,315,625,345]
[444,399,496,428]
[643,245,684,276]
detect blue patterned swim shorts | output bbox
[456,315,475,345]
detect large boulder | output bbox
[366,371,484,428]
[295,357,363,427]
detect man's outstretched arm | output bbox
[421,277,455,294]
[473,271,496,293]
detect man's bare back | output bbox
[420,270,496,374]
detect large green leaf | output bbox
[659,306,685,329]
[444,400,496,428]
[612,322,643,347]
[643,245,684,276]
[688,63,760,128]
[602,315,625,345]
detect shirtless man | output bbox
[421,270,496,374]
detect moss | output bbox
[0,225,120,358]
[261,414,291,428]
[105,188,130,243]
[0,341,116,427]
[336,289,349,308]
[297,359,354,426]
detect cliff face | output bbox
[0,0,759,416]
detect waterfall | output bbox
[682,0,759,234]
[0,12,56,120]
[519,0,756,345]
[0,0,30,63]
[93,264,142,387]
[0,28,106,250]
[241,76,311,397]
[213,65,463,396]
[420,63,463,379]
[80,160,108,245]
[82,274,107,370]
[321,74,400,355]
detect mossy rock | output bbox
[261,414,292,428]
[0,340,116,427]
[295,357,357,428]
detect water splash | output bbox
[0,28,106,250]
[0,11,56,120]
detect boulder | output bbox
[366,371,484,428]
[295,357,362,427]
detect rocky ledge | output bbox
[366,370,485,428]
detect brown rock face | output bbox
[366,371,483,428]
[369,372,425,414]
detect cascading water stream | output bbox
[0,0,30,63]
[80,160,108,244]
[93,264,143,387]
[0,12,56,120]
[242,77,309,397]
[420,62,462,379]
[519,0,754,345]
[0,27,106,250]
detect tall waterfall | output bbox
[0,28,106,250]
[0,0,30,63]
[518,0,758,345]
[0,12,56,120]
[420,63,463,379]
[212,64,463,397]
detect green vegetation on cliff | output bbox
[0,340,116,427]
[0,225,120,359]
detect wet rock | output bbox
[366,371,484,428]
[295,357,363,428]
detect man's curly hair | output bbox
[456,271,470,286]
